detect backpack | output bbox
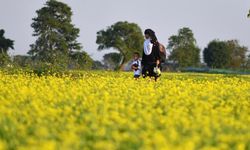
[158,43,166,62]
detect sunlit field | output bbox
[0,71,249,150]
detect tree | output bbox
[167,27,200,67]
[69,51,93,69]
[248,10,250,18]
[203,40,231,68]
[96,21,144,70]
[13,55,32,67]
[245,54,250,69]
[28,0,81,68]
[203,40,248,69]
[226,40,247,68]
[0,29,14,66]
[103,53,122,70]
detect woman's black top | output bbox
[141,41,160,66]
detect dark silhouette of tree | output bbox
[0,29,14,66]
[203,40,231,68]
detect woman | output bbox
[141,29,161,81]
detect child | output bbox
[131,52,141,79]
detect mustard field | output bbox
[0,71,249,150]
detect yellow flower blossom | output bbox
[0,71,249,149]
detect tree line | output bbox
[0,0,249,72]
[1,0,95,72]
[97,24,249,70]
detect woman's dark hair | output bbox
[144,29,158,43]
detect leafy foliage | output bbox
[28,0,81,67]
[0,29,14,66]
[245,54,250,69]
[69,51,93,70]
[203,40,230,68]
[227,40,247,68]
[204,40,247,68]
[13,55,32,68]
[96,21,144,69]
[168,27,200,67]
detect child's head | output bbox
[133,52,140,60]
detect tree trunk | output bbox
[118,55,125,71]
[117,50,126,71]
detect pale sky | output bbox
[0,0,249,61]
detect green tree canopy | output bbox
[96,21,144,69]
[204,40,248,69]
[167,27,200,67]
[69,51,93,70]
[28,0,81,67]
[203,40,231,68]
[0,29,14,66]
